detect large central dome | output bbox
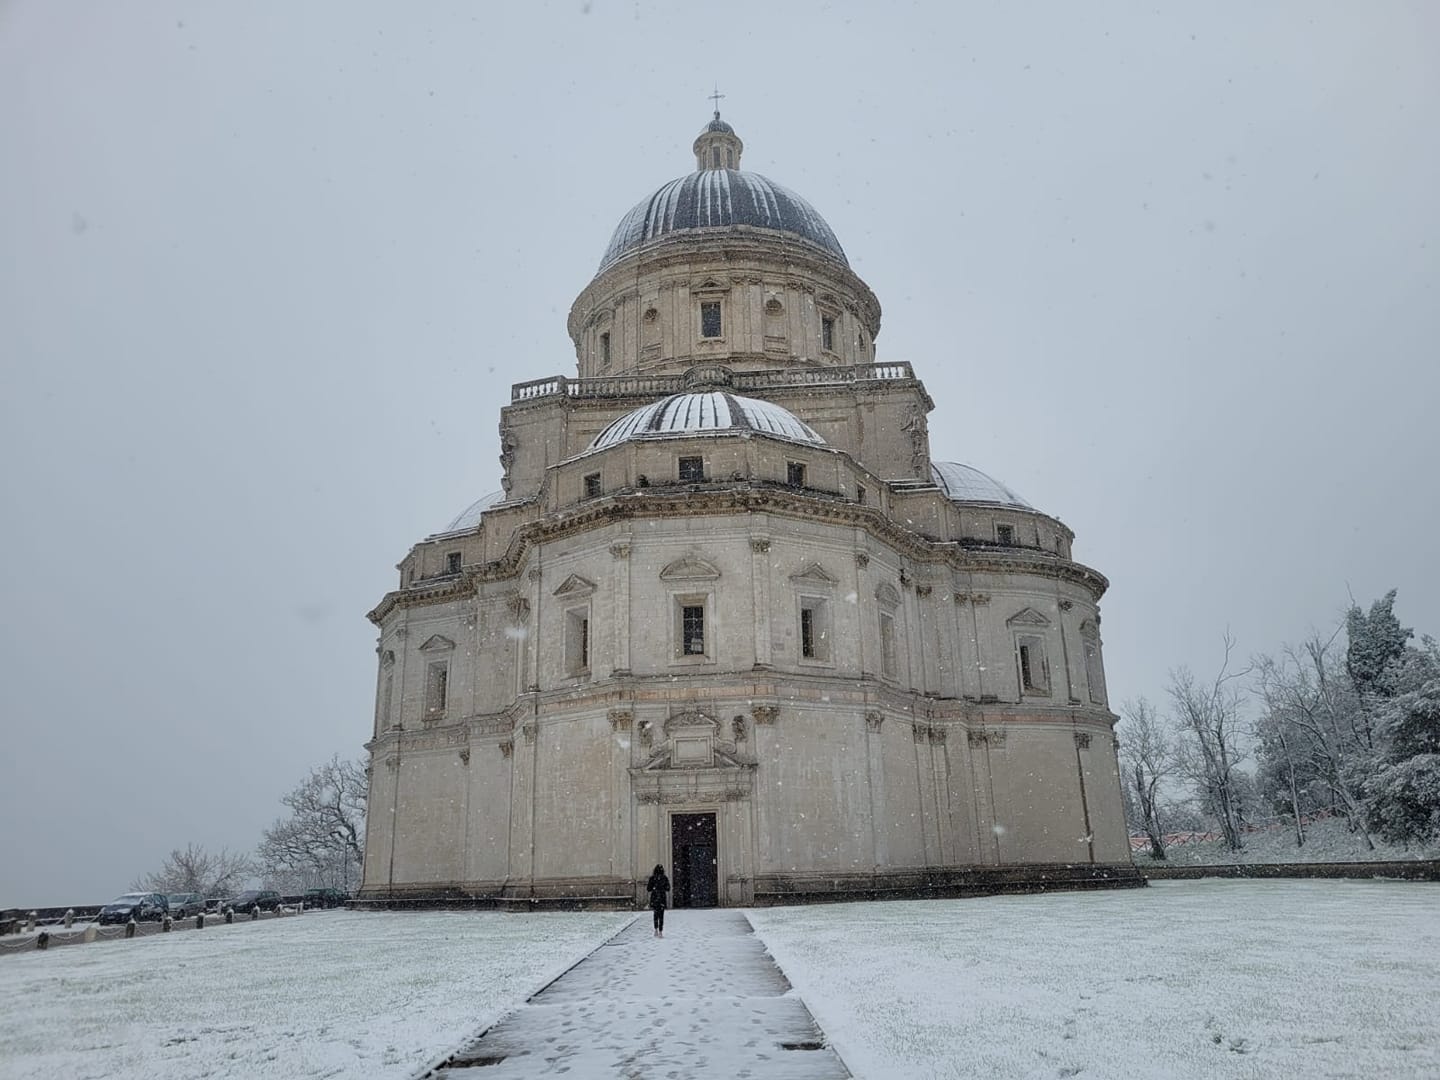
[599,169,848,271]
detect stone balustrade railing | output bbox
[509,361,917,403]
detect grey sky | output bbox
[2,1,1436,906]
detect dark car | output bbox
[98,892,169,924]
[302,887,350,909]
[227,889,281,912]
[166,892,204,918]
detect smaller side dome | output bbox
[589,392,825,452]
[931,462,1034,510]
[439,490,504,533]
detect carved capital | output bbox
[458,747,471,765]
[527,568,542,582]
[865,710,884,733]
[750,539,771,554]
[521,721,537,745]
[915,584,933,598]
[610,542,631,560]
[1074,731,1092,750]
[384,755,399,771]
[608,709,633,732]
[967,728,1007,749]
[854,552,870,569]
[929,726,947,745]
[498,739,513,759]
[911,723,929,744]
[1059,599,1074,612]
[752,705,779,726]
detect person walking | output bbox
[646,863,670,938]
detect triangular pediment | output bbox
[419,634,456,652]
[1007,607,1051,628]
[552,573,596,598]
[790,563,837,587]
[664,710,719,735]
[659,556,721,582]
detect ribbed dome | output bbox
[599,170,847,271]
[931,462,1034,509]
[590,392,825,452]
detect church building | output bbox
[358,114,1140,907]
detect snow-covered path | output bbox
[434,909,848,1078]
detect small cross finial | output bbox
[709,85,725,118]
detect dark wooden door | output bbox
[670,812,718,907]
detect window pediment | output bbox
[1006,607,1051,628]
[875,582,901,608]
[660,556,721,582]
[418,634,456,652]
[790,563,837,588]
[553,573,597,598]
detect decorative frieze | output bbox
[635,786,750,805]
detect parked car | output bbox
[302,887,350,909]
[166,892,204,918]
[227,889,281,912]
[97,892,169,924]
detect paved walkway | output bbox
[433,909,849,1078]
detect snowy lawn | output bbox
[0,908,631,1080]
[748,880,1440,1080]
[1135,816,1440,865]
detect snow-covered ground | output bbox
[0,908,630,1080]
[1135,816,1440,865]
[3,883,1436,1079]
[749,880,1440,1079]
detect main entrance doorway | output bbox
[670,812,718,908]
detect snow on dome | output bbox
[599,170,847,271]
[931,462,1034,509]
[439,490,505,534]
[589,392,826,452]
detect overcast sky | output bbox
[2,1,1436,906]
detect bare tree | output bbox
[1169,635,1251,852]
[1118,698,1176,859]
[1255,630,1375,849]
[133,843,253,898]
[256,756,367,892]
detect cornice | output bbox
[369,485,1109,625]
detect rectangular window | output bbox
[599,331,611,367]
[583,472,602,498]
[565,608,590,674]
[446,551,462,574]
[425,662,449,717]
[995,523,1015,546]
[700,301,722,338]
[682,604,705,655]
[786,461,806,487]
[856,484,867,505]
[380,673,394,730]
[799,598,830,661]
[678,456,705,482]
[879,612,897,678]
[821,316,835,351]
[1017,635,1050,695]
[1084,639,1107,705]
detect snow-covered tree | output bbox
[1169,637,1250,852]
[256,756,367,892]
[1365,641,1440,843]
[1345,589,1412,701]
[1118,698,1176,859]
[133,843,253,898]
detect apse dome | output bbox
[589,392,826,452]
[931,461,1034,510]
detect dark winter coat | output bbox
[646,870,670,910]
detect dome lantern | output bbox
[693,110,743,171]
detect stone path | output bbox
[432,909,850,1079]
